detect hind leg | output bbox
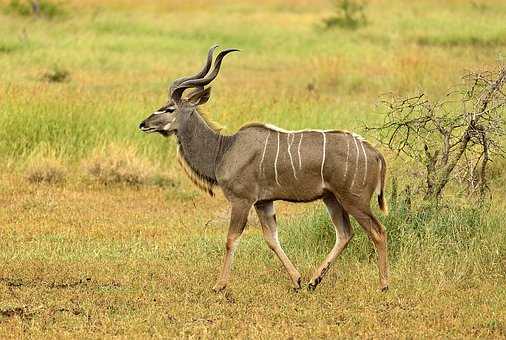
[308,194,353,290]
[346,205,389,291]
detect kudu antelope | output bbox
[139,45,389,291]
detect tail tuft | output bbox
[378,191,388,215]
[377,154,388,215]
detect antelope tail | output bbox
[376,155,388,215]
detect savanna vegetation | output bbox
[0,0,505,337]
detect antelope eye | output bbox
[155,105,175,114]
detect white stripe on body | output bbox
[344,137,350,179]
[359,138,368,185]
[274,131,281,186]
[259,131,271,175]
[297,132,303,169]
[287,133,298,180]
[350,136,360,189]
[320,132,326,185]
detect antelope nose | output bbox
[139,121,146,130]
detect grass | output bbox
[0,0,505,337]
[0,178,504,337]
[25,156,66,184]
[83,143,155,186]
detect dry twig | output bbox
[367,66,505,201]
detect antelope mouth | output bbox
[139,126,174,137]
[139,127,157,133]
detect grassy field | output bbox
[1,0,505,337]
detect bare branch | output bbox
[366,65,505,201]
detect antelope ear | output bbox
[187,87,211,106]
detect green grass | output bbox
[0,0,505,337]
[1,0,504,167]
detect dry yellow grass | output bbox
[25,157,67,185]
[83,143,156,186]
[0,175,505,338]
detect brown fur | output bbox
[140,45,390,292]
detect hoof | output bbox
[307,277,321,291]
[307,280,319,291]
[292,277,302,292]
[212,283,227,292]
[381,285,389,292]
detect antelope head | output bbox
[138,45,239,137]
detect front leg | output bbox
[213,200,251,292]
[255,201,302,289]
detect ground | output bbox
[0,175,504,337]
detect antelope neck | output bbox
[176,110,234,184]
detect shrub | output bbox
[40,65,70,83]
[323,0,368,30]
[367,66,506,201]
[25,155,66,184]
[0,41,23,54]
[150,174,177,188]
[165,188,200,202]
[83,144,155,186]
[416,34,506,47]
[4,0,65,19]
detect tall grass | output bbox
[275,201,505,283]
[23,144,67,184]
[1,0,505,167]
[183,198,505,282]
